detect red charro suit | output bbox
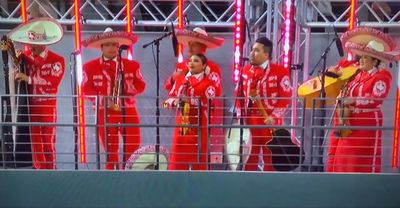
[82,57,145,170]
[326,67,392,173]
[167,72,220,170]
[239,62,292,171]
[165,59,224,164]
[24,49,65,169]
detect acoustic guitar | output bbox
[297,66,358,108]
[252,95,304,171]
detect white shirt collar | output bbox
[103,56,118,62]
[185,71,205,80]
[38,49,48,59]
[259,60,269,70]
[367,67,378,75]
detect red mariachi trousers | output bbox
[169,115,208,171]
[245,109,275,171]
[326,111,383,173]
[98,107,141,170]
[30,101,57,169]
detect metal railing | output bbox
[0,94,398,173]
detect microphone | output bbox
[333,26,344,57]
[1,36,9,65]
[119,44,129,52]
[170,22,179,57]
[242,57,249,62]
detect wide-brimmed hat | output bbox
[346,40,400,63]
[8,17,63,45]
[176,27,224,49]
[124,145,169,170]
[82,27,138,49]
[341,27,397,52]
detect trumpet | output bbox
[111,61,123,111]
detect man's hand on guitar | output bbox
[263,116,274,125]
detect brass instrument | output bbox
[111,60,123,111]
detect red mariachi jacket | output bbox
[169,73,220,122]
[24,49,65,104]
[164,59,222,93]
[238,62,292,124]
[82,57,146,107]
[344,68,392,113]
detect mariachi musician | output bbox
[326,27,399,173]
[164,54,220,170]
[8,18,65,169]
[238,37,292,171]
[82,28,146,170]
[164,27,225,164]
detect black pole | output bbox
[155,41,161,170]
[69,52,79,170]
[142,33,171,170]
[117,49,127,168]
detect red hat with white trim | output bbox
[82,27,138,49]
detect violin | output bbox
[334,68,361,138]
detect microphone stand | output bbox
[309,37,336,172]
[142,31,173,170]
[117,49,127,169]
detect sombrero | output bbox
[82,27,138,49]
[341,27,397,52]
[125,145,169,170]
[176,27,224,49]
[346,40,400,63]
[8,17,63,45]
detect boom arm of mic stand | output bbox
[142,31,173,49]
[309,38,337,76]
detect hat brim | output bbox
[82,31,138,49]
[341,27,396,51]
[176,30,224,49]
[124,145,169,170]
[7,17,63,45]
[346,42,399,63]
